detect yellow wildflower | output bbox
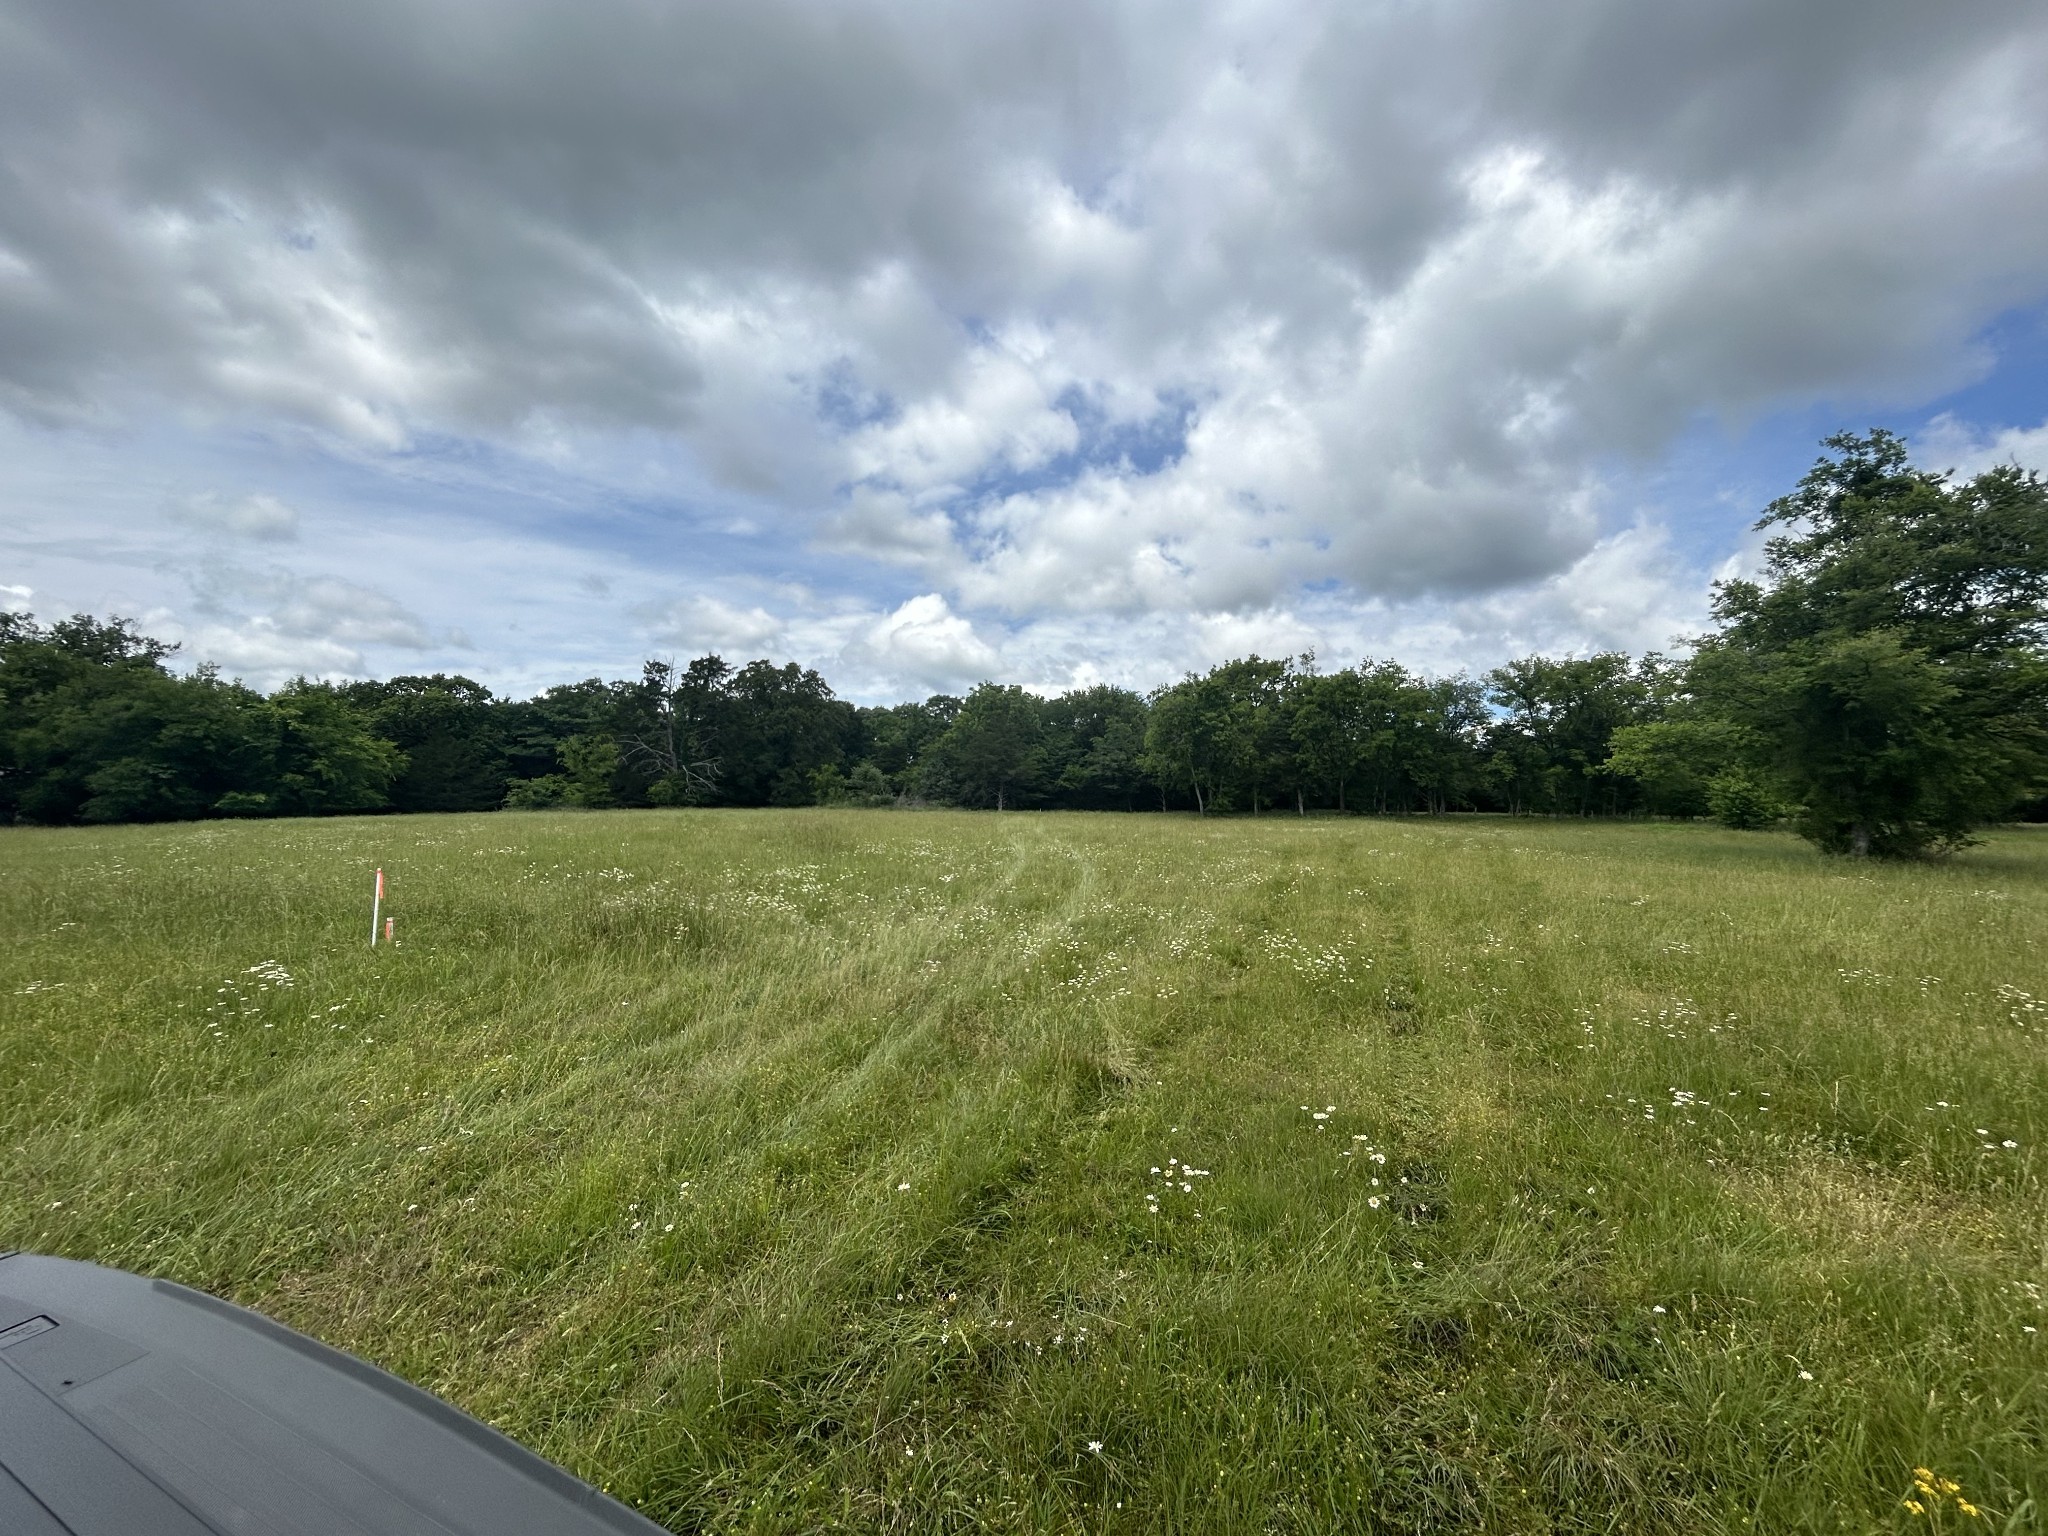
[1902,1499,1925,1516]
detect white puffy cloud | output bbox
[189,563,434,653]
[839,594,1001,694]
[1919,411,2048,480]
[96,562,442,688]
[608,521,1703,702]
[642,593,788,655]
[162,617,371,690]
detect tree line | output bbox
[4,434,2043,854]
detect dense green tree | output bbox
[922,683,1045,809]
[64,669,281,823]
[858,697,959,797]
[3,614,185,821]
[1483,653,1654,815]
[1288,660,1486,814]
[1143,671,1233,814]
[1166,656,1294,814]
[267,682,406,815]
[622,657,728,806]
[341,674,508,812]
[1,614,399,823]
[1040,685,1153,809]
[1604,718,1759,822]
[508,655,852,809]
[718,660,857,805]
[1692,431,2048,855]
[1215,657,1297,814]
[810,760,894,806]
[504,732,620,809]
[1401,674,1489,814]
[1146,656,1485,816]
[1288,667,1361,811]
[499,684,626,806]
[1348,664,1421,812]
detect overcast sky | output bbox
[4,0,2047,701]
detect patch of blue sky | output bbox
[333,427,897,604]
[958,386,1196,505]
[813,359,896,433]
[1912,303,2048,444]
[1606,301,2048,574]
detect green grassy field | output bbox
[3,811,2044,1533]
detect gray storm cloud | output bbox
[2,0,2046,639]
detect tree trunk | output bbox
[1850,820,1871,856]
[1297,789,1304,817]
[1193,780,1205,816]
[996,784,1005,812]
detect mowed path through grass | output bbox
[3,812,2044,1532]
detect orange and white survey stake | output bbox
[370,868,384,946]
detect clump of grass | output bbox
[3,812,2044,1532]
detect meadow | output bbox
[3,810,2044,1533]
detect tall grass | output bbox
[3,811,2043,1532]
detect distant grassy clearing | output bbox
[3,811,2043,1533]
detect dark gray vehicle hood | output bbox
[0,1252,666,1536]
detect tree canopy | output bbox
[1610,431,2048,855]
